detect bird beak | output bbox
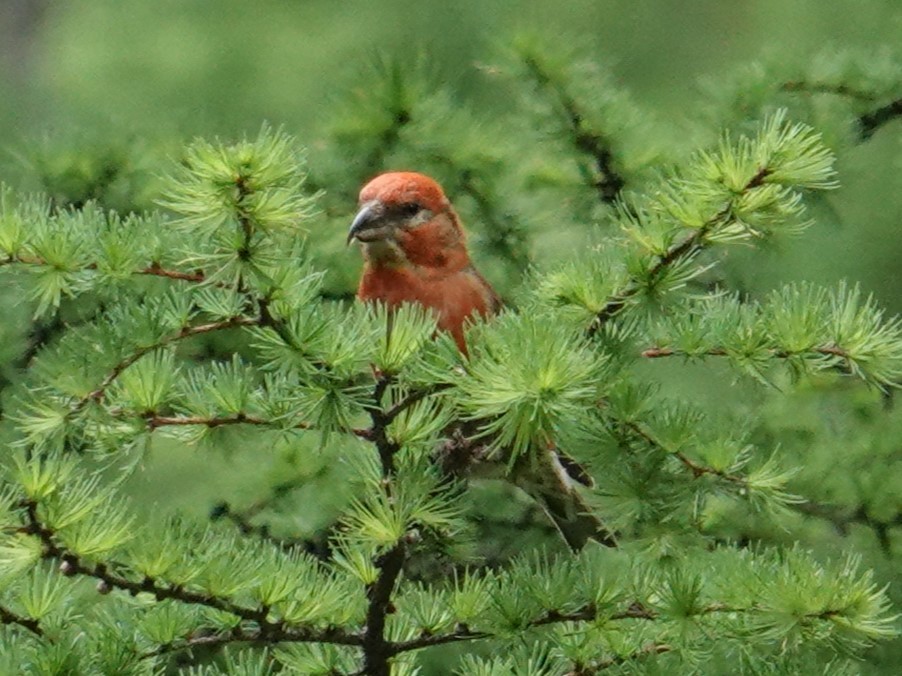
[347,200,385,245]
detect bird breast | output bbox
[358,264,497,351]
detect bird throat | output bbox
[361,238,408,267]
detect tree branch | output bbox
[142,412,371,440]
[640,343,852,367]
[19,499,360,648]
[780,80,877,102]
[362,542,407,676]
[583,642,673,673]
[0,602,43,637]
[71,316,260,414]
[140,623,361,662]
[778,81,900,141]
[587,168,771,336]
[520,54,625,204]
[389,601,745,655]
[619,419,747,484]
[455,170,531,270]
[209,500,332,559]
[859,96,902,140]
[792,501,900,554]
[0,253,222,287]
[383,382,453,423]
[366,373,401,476]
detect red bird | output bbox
[347,172,500,353]
[348,171,614,550]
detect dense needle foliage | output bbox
[0,38,900,675]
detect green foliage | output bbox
[0,30,899,676]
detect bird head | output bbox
[348,172,469,269]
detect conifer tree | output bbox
[0,40,900,675]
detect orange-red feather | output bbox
[354,172,500,352]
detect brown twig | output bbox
[640,344,851,361]
[859,96,902,140]
[584,642,673,673]
[520,54,625,204]
[587,168,771,336]
[71,316,260,414]
[792,501,900,555]
[0,603,43,637]
[19,499,361,651]
[780,81,877,102]
[621,420,747,484]
[143,412,371,440]
[362,542,407,675]
[1,253,222,287]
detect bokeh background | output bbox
[0,0,900,670]
[1,0,899,303]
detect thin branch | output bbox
[389,602,745,654]
[140,624,361,662]
[455,170,532,270]
[142,412,371,440]
[780,80,877,102]
[620,419,747,484]
[778,81,900,141]
[1,253,222,287]
[209,464,337,559]
[0,603,43,637]
[520,54,625,204]
[366,373,401,476]
[389,626,489,653]
[71,316,260,414]
[383,382,453,423]
[640,343,851,361]
[583,642,673,673]
[859,96,902,140]
[210,501,330,558]
[18,500,361,650]
[587,168,771,336]
[138,262,208,284]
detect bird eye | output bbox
[399,202,420,217]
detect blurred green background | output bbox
[1,0,899,305]
[0,0,900,669]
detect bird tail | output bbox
[525,480,617,551]
[515,449,617,551]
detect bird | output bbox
[347,171,500,353]
[348,171,615,550]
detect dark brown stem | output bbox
[366,374,400,476]
[859,97,902,140]
[521,54,625,204]
[587,169,770,336]
[781,81,877,102]
[0,603,43,637]
[585,643,673,673]
[383,383,453,422]
[640,343,851,361]
[621,420,747,484]
[143,412,371,440]
[792,501,900,555]
[1,253,223,287]
[140,623,360,662]
[362,542,406,676]
[72,316,260,414]
[19,500,360,649]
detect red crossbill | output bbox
[347,171,500,354]
[348,171,613,550]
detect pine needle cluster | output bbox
[0,40,900,675]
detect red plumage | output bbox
[347,171,614,550]
[349,172,500,352]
